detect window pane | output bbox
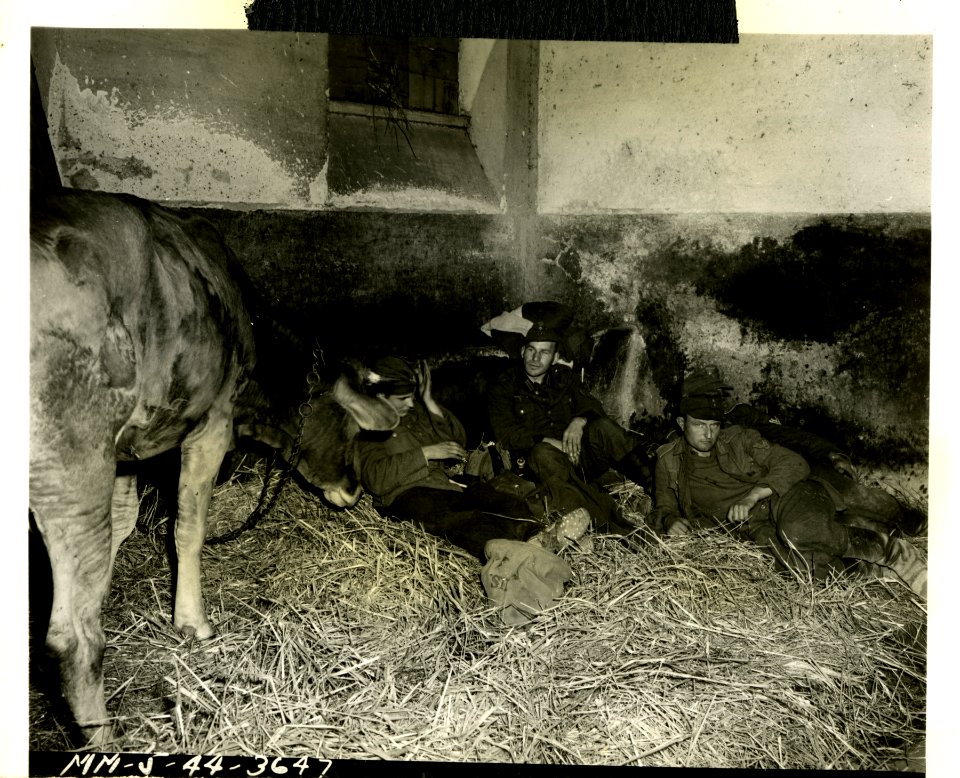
[329,35,459,115]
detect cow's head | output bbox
[237,374,399,507]
[295,376,400,506]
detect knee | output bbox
[774,498,847,554]
[526,443,574,483]
[527,442,567,468]
[776,502,835,542]
[776,482,834,523]
[583,417,639,459]
[583,417,620,443]
[47,618,105,672]
[45,624,80,660]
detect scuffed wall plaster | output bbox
[46,54,302,204]
[34,29,329,207]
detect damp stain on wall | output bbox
[537,212,930,470]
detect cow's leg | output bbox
[110,474,139,564]
[31,477,117,747]
[31,342,124,744]
[172,410,232,639]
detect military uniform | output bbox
[358,366,542,560]
[650,366,926,596]
[487,363,649,533]
[651,425,853,577]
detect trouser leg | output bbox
[579,418,643,480]
[613,450,655,492]
[836,481,928,537]
[746,480,849,580]
[747,480,927,596]
[580,417,654,495]
[386,487,541,560]
[527,443,581,516]
[527,442,631,535]
[465,481,540,520]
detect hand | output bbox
[667,518,692,536]
[422,441,466,462]
[726,500,755,523]
[417,360,443,416]
[726,486,772,522]
[416,359,433,401]
[562,417,587,464]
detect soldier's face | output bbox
[521,341,557,380]
[679,415,722,453]
[380,392,416,418]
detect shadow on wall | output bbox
[196,207,521,360]
[189,203,927,470]
[539,214,930,467]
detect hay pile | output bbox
[29,466,926,769]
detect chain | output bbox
[207,344,325,545]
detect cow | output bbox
[29,188,400,746]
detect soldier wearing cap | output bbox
[649,366,926,595]
[357,355,545,558]
[486,322,653,535]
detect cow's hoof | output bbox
[175,621,216,641]
[80,722,118,750]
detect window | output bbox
[328,36,460,116]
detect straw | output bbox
[30,469,926,768]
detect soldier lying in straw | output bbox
[649,366,926,597]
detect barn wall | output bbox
[30,30,932,475]
[522,35,931,476]
[31,28,329,207]
[534,212,930,465]
[537,36,931,214]
[196,208,520,358]
[31,28,499,213]
[463,40,509,209]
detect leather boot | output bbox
[844,526,891,563]
[845,527,927,598]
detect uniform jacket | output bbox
[487,364,607,454]
[650,424,810,532]
[357,402,466,507]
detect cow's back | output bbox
[30,189,255,464]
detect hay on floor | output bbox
[29,467,926,769]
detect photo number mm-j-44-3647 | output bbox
[31,751,332,778]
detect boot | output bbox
[528,508,592,554]
[882,537,927,599]
[845,527,927,598]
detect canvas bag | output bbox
[481,539,573,626]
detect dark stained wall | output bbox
[184,204,930,473]
[196,208,521,357]
[535,212,931,465]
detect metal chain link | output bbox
[207,344,325,545]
